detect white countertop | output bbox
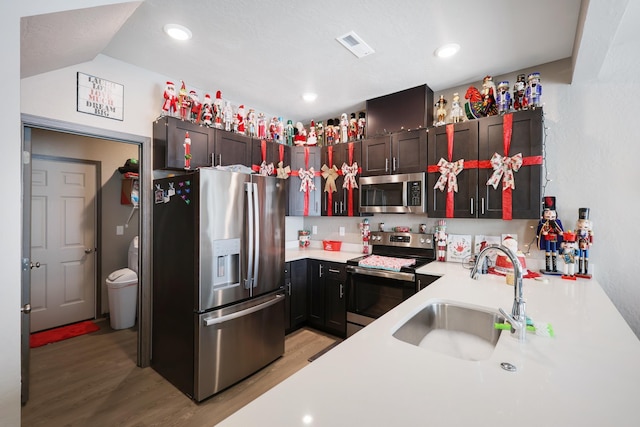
[220,251,640,426]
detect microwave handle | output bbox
[385,158,389,173]
[402,181,408,207]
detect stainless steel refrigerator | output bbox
[151,167,286,402]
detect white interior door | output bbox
[30,157,97,332]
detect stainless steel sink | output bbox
[392,301,504,361]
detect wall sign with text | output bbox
[76,72,124,121]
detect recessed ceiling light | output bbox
[163,24,192,41]
[434,43,460,58]
[302,93,318,102]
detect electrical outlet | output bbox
[339,227,345,236]
[312,225,318,235]
[116,225,124,235]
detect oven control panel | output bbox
[368,232,433,249]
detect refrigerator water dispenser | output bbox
[212,238,240,288]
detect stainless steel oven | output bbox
[345,232,436,336]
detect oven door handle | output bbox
[346,265,415,282]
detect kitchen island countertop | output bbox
[221,251,640,426]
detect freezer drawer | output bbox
[195,291,285,401]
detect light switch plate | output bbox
[339,227,345,236]
[312,226,318,235]
[116,225,124,235]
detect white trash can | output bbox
[106,268,138,330]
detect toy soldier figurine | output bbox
[525,72,542,109]
[434,95,448,126]
[357,112,366,140]
[560,231,579,280]
[434,220,448,262]
[575,208,594,278]
[496,81,511,114]
[512,74,527,111]
[537,196,564,274]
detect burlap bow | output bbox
[486,152,523,190]
[341,162,359,190]
[276,161,290,179]
[259,161,275,176]
[298,168,316,192]
[434,158,464,193]
[321,164,339,193]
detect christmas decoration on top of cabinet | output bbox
[161,81,178,117]
[213,91,223,129]
[357,112,366,140]
[575,207,593,279]
[427,124,465,218]
[189,90,201,123]
[178,80,189,121]
[526,72,542,108]
[465,75,498,119]
[183,132,192,170]
[200,93,213,126]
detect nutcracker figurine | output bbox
[434,95,448,126]
[435,220,448,262]
[200,93,213,126]
[223,101,233,132]
[450,93,464,123]
[496,81,511,114]
[525,72,542,109]
[246,108,257,137]
[560,231,579,280]
[316,121,324,146]
[357,112,366,140]
[277,117,285,144]
[178,81,190,121]
[348,113,358,141]
[361,218,371,254]
[285,119,295,146]
[537,196,564,274]
[512,74,527,111]
[183,132,192,170]
[339,113,349,143]
[189,90,202,123]
[325,119,335,145]
[213,91,223,129]
[575,208,593,278]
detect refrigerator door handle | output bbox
[252,182,259,288]
[203,294,284,327]
[245,182,254,289]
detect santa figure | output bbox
[307,121,317,146]
[494,236,528,275]
[236,105,246,134]
[161,81,178,116]
[294,122,307,146]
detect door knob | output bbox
[21,303,31,314]
[84,248,93,254]
[30,262,40,269]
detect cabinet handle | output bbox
[324,192,327,211]
[339,283,344,299]
[392,157,397,172]
[481,198,485,215]
[470,198,474,215]
[286,282,292,296]
[334,201,338,214]
[385,158,389,172]
[315,201,318,213]
[319,264,324,278]
[328,268,341,274]
[340,201,344,213]
[218,154,222,166]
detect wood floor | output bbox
[22,320,338,426]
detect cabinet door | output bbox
[287,259,308,332]
[214,130,251,166]
[361,135,391,176]
[289,146,321,216]
[284,262,291,332]
[427,122,479,218]
[153,117,214,169]
[324,263,346,337]
[321,145,343,216]
[307,260,325,328]
[250,139,287,171]
[392,130,428,174]
[478,109,543,219]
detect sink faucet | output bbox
[470,244,527,343]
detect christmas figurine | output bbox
[435,220,448,262]
[481,75,498,116]
[236,105,246,135]
[269,117,278,140]
[339,113,349,144]
[285,119,294,145]
[277,117,285,144]
[246,108,256,137]
[357,112,366,140]
[513,74,527,110]
[213,91,223,129]
[496,81,511,114]
[434,95,448,126]
[575,208,594,278]
[361,218,371,254]
[316,121,324,146]
[525,72,542,109]
[348,113,358,141]
[189,90,201,123]
[161,81,178,116]
[307,121,317,146]
[178,81,189,121]
[450,92,464,123]
[257,113,267,139]
[200,93,213,126]
[325,119,335,145]
[294,122,307,146]
[537,196,564,274]
[223,100,233,132]
[560,231,579,280]
[183,132,192,170]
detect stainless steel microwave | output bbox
[359,172,426,214]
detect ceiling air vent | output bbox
[336,31,375,58]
